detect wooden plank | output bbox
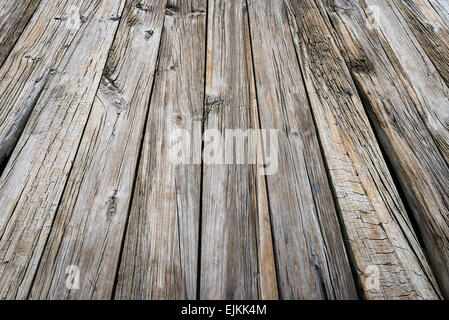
[199,0,277,300]
[28,0,167,300]
[357,0,449,298]
[322,0,445,299]
[0,0,42,67]
[352,0,449,298]
[0,0,108,169]
[0,0,126,299]
[358,0,449,164]
[247,0,357,299]
[393,0,449,87]
[285,0,440,299]
[429,0,449,27]
[114,0,206,300]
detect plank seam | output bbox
[110,2,169,300]
[0,0,44,70]
[24,4,128,300]
[283,0,363,299]
[245,0,281,299]
[196,0,209,300]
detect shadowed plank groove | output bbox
[0,0,42,67]
[28,0,167,300]
[355,0,449,298]
[321,0,445,299]
[0,0,126,300]
[0,0,113,170]
[429,0,449,27]
[285,0,440,299]
[394,0,449,88]
[247,0,357,300]
[358,0,449,164]
[115,0,206,300]
[200,0,278,300]
[0,0,446,301]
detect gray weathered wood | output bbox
[0,0,126,299]
[351,0,449,298]
[0,0,110,169]
[200,0,278,300]
[0,0,446,301]
[322,0,445,299]
[429,0,449,27]
[115,0,206,300]
[0,0,42,67]
[285,0,440,299]
[247,0,357,300]
[28,0,167,300]
[394,0,449,87]
[358,0,449,164]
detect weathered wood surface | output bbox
[394,0,449,87]
[28,0,167,300]
[0,0,448,301]
[359,0,449,163]
[200,0,278,300]
[429,0,449,28]
[0,0,108,168]
[115,0,206,300]
[247,0,357,300]
[0,0,126,299]
[355,0,449,298]
[322,0,446,298]
[285,0,440,299]
[0,0,42,67]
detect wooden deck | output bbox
[0,0,448,300]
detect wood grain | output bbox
[114,0,206,300]
[200,0,278,300]
[0,0,108,169]
[285,0,440,299]
[28,0,167,300]
[352,0,449,298]
[0,0,126,299]
[358,0,449,164]
[429,0,449,27]
[0,0,42,67]
[322,0,445,299]
[0,0,446,301]
[247,0,357,300]
[394,0,449,87]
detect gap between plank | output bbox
[245,0,281,299]
[196,0,209,301]
[110,5,169,300]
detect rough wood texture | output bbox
[359,0,449,164]
[430,0,449,27]
[247,0,357,300]
[0,0,116,168]
[322,0,446,298]
[353,0,449,298]
[285,0,440,299]
[200,0,278,300]
[0,0,84,167]
[0,0,126,299]
[394,0,449,87]
[0,0,42,67]
[28,0,167,300]
[0,0,447,301]
[115,0,206,300]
